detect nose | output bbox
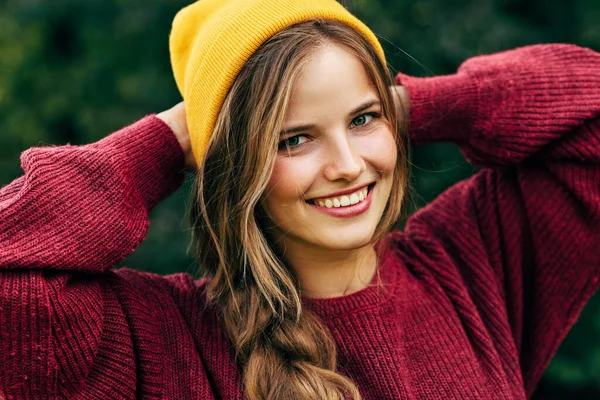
[323,132,366,182]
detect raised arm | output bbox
[394,44,600,395]
[0,115,186,398]
[398,44,600,167]
[0,116,185,271]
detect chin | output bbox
[313,228,378,251]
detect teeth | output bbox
[313,186,370,208]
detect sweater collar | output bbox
[302,236,400,319]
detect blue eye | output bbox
[279,134,309,150]
[350,112,378,128]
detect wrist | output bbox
[156,102,196,169]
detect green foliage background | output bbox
[1,0,598,397]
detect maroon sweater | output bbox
[1,44,599,400]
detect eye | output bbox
[350,112,379,128]
[279,134,309,150]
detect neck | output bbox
[281,241,379,299]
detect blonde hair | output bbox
[189,20,410,400]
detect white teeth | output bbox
[312,186,371,209]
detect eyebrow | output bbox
[281,99,381,135]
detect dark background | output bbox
[1,0,598,397]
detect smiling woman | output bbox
[265,43,402,292]
[191,20,408,398]
[1,0,599,399]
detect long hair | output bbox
[189,19,410,400]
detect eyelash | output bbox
[278,112,381,151]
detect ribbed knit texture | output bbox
[170,0,385,166]
[1,44,599,399]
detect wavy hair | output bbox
[189,19,410,400]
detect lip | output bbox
[307,183,375,218]
[308,183,373,202]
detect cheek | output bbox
[358,129,397,172]
[263,157,318,213]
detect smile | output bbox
[311,185,371,208]
[306,184,375,218]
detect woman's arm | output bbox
[394,44,600,395]
[0,113,187,398]
[0,115,186,271]
[397,44,600,167]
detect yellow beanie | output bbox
[169,0,386,166]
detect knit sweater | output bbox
[1,44,599,400]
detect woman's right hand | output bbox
[156,102,196,170]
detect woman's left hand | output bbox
[391,85,410,119]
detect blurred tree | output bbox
[0,0,598,398]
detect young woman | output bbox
[1,0,599,399]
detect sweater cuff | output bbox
[395,71,480,145]
[94,115,186,211]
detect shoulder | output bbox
[114,267,213,314]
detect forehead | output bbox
[284,44,378,125]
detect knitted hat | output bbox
[169,0,386,166]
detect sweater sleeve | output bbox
[0,115,185,271]
[395,44,600,395]
[0,116,186,398]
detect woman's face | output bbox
[262,44,397,253]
